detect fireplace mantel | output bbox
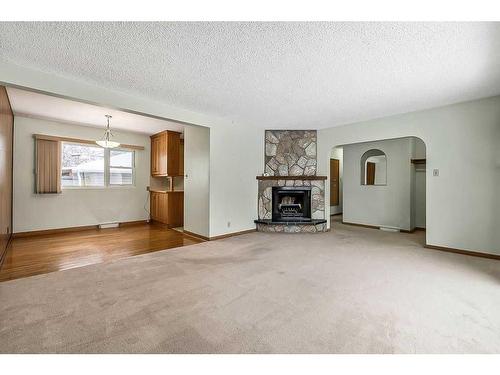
[256,175,327,181]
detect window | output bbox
[61,142,135,188]
[109,149,134,186]
[62,143,105,187]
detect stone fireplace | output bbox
[255,130,327,233]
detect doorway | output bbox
[330,147,343,216]
[329,137,426,238]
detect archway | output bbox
[328,136,427,243]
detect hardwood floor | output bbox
[0,223,203,282]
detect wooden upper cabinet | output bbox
[150,131,181,177]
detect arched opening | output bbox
[360,149,387,185]
[328,136,427,243]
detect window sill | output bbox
[61,186,137,191]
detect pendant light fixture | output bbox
[96,114,120,148]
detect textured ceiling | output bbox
[1,22,500,129]
[6,87,184,135]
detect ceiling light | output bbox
[96,115,120,148]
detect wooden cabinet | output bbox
[150,191,184,227]
[150,131,181,177]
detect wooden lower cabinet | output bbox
[150,191,184,227]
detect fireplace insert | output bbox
[272,186,312,222]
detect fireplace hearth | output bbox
[272,187,311,222]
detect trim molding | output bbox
[33,134,145,150]
[13,220,148,238]
[342,221,380,230]
[342,221,425,233]
[182,230,209,241]
[183,228,256,241]
[210,229,256,240]
[424,244,500,261]
[118,220,149,227]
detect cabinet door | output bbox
[158,193,169,224]
[151,136,159,175]
[166,132,180,176]
[157,133,168,175]
[150,192,158,221]
[167,193,184,227]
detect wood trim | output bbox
[0,241,8,268]
[13,220,149,238]
[183,228,256,241]
[401,227,426,233]
[149,130,182,138]
[33,134,145,150]
[256,175,327,180]
[0,85,14,267]
[183,230,210,241]
[425,244,500,261]
[411,158,426,164]
[330,212,343,216]
[210,229,256,240]
[330,159,339,206]
[13,225,98,238]
[341,221,380,230]
[118,220,148,227]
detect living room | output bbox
[1,4,500,374]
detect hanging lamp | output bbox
[96,115,120,148]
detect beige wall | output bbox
[330,147,343,215]
[13,116,151,232]
[319,96,500,255]
[342,137,413,231]
[209,123,263,237]
[184,125,210,237]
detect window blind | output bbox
[35,138,62,194]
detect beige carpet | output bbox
[1,219,500,353]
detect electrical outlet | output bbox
[433,169,439,177]
[146,186,150,191]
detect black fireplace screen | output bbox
[272,186,312,222]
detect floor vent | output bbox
[99,222,120,229]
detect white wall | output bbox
[184,125,210,237]
[410,137,426,229]
[330,147,343,215]
[1,61,262,239]
[209,124,263,237]
[319,96,500,255]
[414,168,426,228]
[343,138,412,230]
[13,116,150,232]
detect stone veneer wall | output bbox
[258,179,325,221]
[257,129,326,233]
[265,130,317,176]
